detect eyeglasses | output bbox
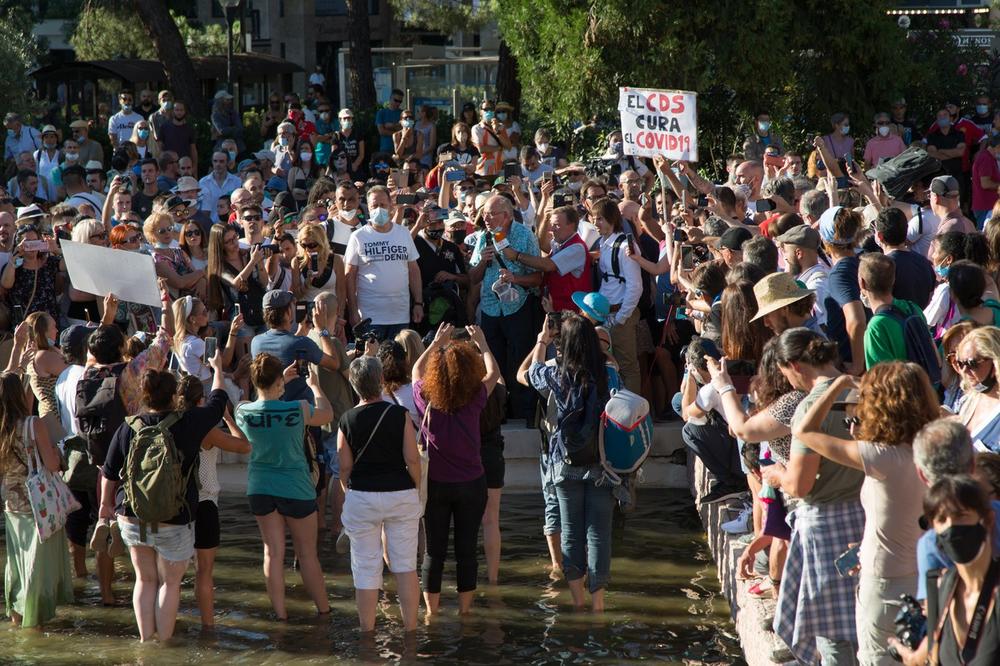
[300,242,319,250]
[184,229,202,237]
[156,227,171,235]
[956,357,989,372]
[243,215,263,222]
[392,97,403,104]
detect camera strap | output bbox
[933,557,1000,665]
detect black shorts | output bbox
[65,488,98,547]
[248,494,317,519]
[481,443,505,489]
[194,500,220,549]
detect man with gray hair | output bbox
[761,175,797,214]
[799,189,829,228]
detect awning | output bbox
[31,53,304,84]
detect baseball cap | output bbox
[84,160,103,172]
[236,158,255,173]
[173,176,199,192]
[930,175,960,197]
[59,324,92,358]
[262,290,294,310]
[775,224,820,250]
[214,90,234,100]
[40,125,58,136]
[715,226,753,251]
[70,119,89,130]
[254,149,275,163]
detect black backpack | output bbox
[555,376,606,466]
[75,362,128,465]
[873,303,942,386]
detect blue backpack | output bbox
[599,388,653,483]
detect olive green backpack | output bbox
[122,412,190,539]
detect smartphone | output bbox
[835,176,850,189]
[405,170,417,188]
[754,198,777,213]
[203,336,218,362]
[681,244,695,270]
[267,243,281,255]
[700,338,723,361]
[232,303,240,318]
[431,207,449,221]
[763,154,784,169]
[389,169,405,189]
[445,169,465,182]
[545,311,562,337]
[843,153,854,167]
[309,253,319,272]
[296,349,309,378]
[503,162,520,180]
[696,195,709,207]
[834,544,861,578]
[626,232,636,250]
[730,373,752,395]
[397,193,417,205]
[13,305,23,323]
[759,458,776,467]
[438,151,454,163]
[542,171,554,184]
[23,240,49,252]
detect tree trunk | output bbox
[345,0,377,110]
[132,0,205,117]
[496,39,521,109]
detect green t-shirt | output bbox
[789,377,865,505]
[237,399,316,500]
[307,331,354,433]
[864,298,925,370]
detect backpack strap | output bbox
[353,403,392,468]
[602,234,627,284]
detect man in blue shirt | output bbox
[250,290,342,403]
[375,89,404,153]
[469,194,541,421]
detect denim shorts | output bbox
[117,517,195,563]
[321,433,341,479]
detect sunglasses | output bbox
[184,229,202,237]
[392,97,403,104]
[156,227,171,235]
[956,357,989,371]
[243,215,263,222]
[300,242,319,250]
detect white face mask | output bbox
[300,151,312,161]
[340,208,357,221]
[536,142,549,153]
[878,125,890,137]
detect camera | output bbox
[352,317,379,345]
[584,158,622,180]
[887,594,926,662]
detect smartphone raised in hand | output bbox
[203,336,218,363]
[296,349,309,378]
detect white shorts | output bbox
[341,488,423,590]
[117,517,195,563]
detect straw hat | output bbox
[750,272,814,322]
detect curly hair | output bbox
[378,340,411,394]
[749,337,796,411]
[855,362,939,446]
[419,341,486,413]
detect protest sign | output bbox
[618,87,697,161]
[61,240,161,308]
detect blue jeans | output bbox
[540,454,560,536]
[555,475,614,593]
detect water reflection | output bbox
[0,489,744,664]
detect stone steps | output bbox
[218,421,690,492]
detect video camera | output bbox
[584,158,622,180]
[352,318,379,345]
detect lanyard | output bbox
[934,558,1000,665]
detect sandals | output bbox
[89,518,111,553]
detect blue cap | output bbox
[818,206,853,246]
[236,158,255,173]
[265,175,287,193]
[571,291,610,324]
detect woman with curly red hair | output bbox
[411,322,500,615]
[793,361,940,665]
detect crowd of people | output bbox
[3,81,1000,663]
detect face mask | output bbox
[162,101,174,111]
[860,290,871,310]
[497,112,508,121]
[137,129,150,140]
[154,241,172,249]
[568,181,582,193]
[340,208,357,221]
[840,125,850,135]
[611,142,624,154]
[279,136,289,147]
[977,105,990,115]
[47,337,57,348]
[938,118,951,129]
[300,151,312,161]
[425,228,444,240]
[5,129,13,138]
[451,230,467,245]
[44,141,56,150]
[935,263,950,278]
[758,121,771,132]
[536,142,549,153]
[974,370,998,394]
[65,152,78,162]
[878,126,890,137]
[401,119,414,129]
[936,523,987,564]
[227,150,236,161]
[340,120,352,130]
[334,158,347,171]
[483,110,495,121]
[122,104,132,113]
[321,112,331,121]
[370,207,390,226]
[13,256,22,268]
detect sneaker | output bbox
[89,518,111,553]
[699,484,748,505]
[736,532,755,545]
[748,579,773,598]
[108,520,126,558]
[721,504,753,534]
[336,530,350,554]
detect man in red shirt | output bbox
[972,135,1000,228]
[287,103,317,144]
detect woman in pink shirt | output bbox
[863,112,906,167]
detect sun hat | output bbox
[571,291,611,324]
[750,272,815,322]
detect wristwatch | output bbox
[319,328,331,338]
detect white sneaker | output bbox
[721,504,753,534]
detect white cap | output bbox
[173,176,200,192]
[84,160,103,172]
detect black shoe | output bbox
[700,484,748,505]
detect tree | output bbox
[173,11,242,58]
[346,0,377,110]
[132,0,205,116]
[0,8,41,117]
[69,4,153,60]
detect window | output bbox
[370,0,379,14]
[316,0,347,16]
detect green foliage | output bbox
[0,8,42,117]
[68,4,241,61]
[388,0,496,33]
[497,0,978,175]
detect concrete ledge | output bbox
[687,455,789,666]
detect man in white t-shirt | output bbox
[345,186,423,340]
[107,90,144,148]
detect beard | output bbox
[786,255,802,275]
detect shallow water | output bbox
[0,489,744,665]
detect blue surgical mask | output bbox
[935,263,950,278]
[122,104,132,113]
[227,150,236,161]
[977,104,989,115]
[5,129,13,138]
[137,129,150,140]
[401,119,414,129]
[611,142,624,154]
[497,112,508,121]
[279,136,289,147]
[483,110,495,121]
[340,119,352,130]
[840,125,850,135]
[938,118,951,129]
[370,207,390,226]
[758,121,771,132]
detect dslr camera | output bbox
[352,318,379,345]
[887,594,926,662]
